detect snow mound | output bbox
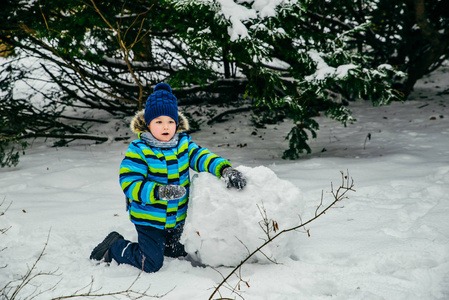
[181,165,304,267]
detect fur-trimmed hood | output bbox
[130,109,190,134]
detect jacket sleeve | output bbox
[119,141,159,205]
[187,136,231,177]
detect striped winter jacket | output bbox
[119,110,231,230]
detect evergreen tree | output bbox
[2,0,446,166]
[169,0,404,158]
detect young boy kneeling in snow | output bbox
[90,83,246,272]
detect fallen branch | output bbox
[209,170,355,300]
[207,107,253,125]
[437,87,449,96]
[19,133,130,143]
[51,272,173,299]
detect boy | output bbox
[90,83,246,272]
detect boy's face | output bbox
[148,116,177,142]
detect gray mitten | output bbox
[222,167,247,190]
[157,185,186,200]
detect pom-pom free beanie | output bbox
[144,83,178,125]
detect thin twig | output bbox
[89,0,150,110]
[7,230,53,299]
[209,171,355,300]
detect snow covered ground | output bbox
[1,66,449,300]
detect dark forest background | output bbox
[1,0,448,167]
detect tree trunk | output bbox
[404,0,449,96]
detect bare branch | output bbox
[89,0,150,110]
[5,230,54,299]
[315,190,324,217]
[208,171,355,300]
[207,107,253,125]
[0,227,167,299]
[18,133,130,143]
[0,198,12,269]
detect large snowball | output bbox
[181,166,304,267]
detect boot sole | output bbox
[90,231,124,261]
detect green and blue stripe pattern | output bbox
[119,132,231,230]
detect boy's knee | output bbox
[142,256,164,273]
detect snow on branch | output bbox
[305,50,358,82]
[171,0,291,42]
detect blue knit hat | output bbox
[144,83,178,125]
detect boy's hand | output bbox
[222,167,247,190]
[157,185,186,200]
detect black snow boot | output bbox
[90,231,124,262]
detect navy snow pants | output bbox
[108,224,187,273]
